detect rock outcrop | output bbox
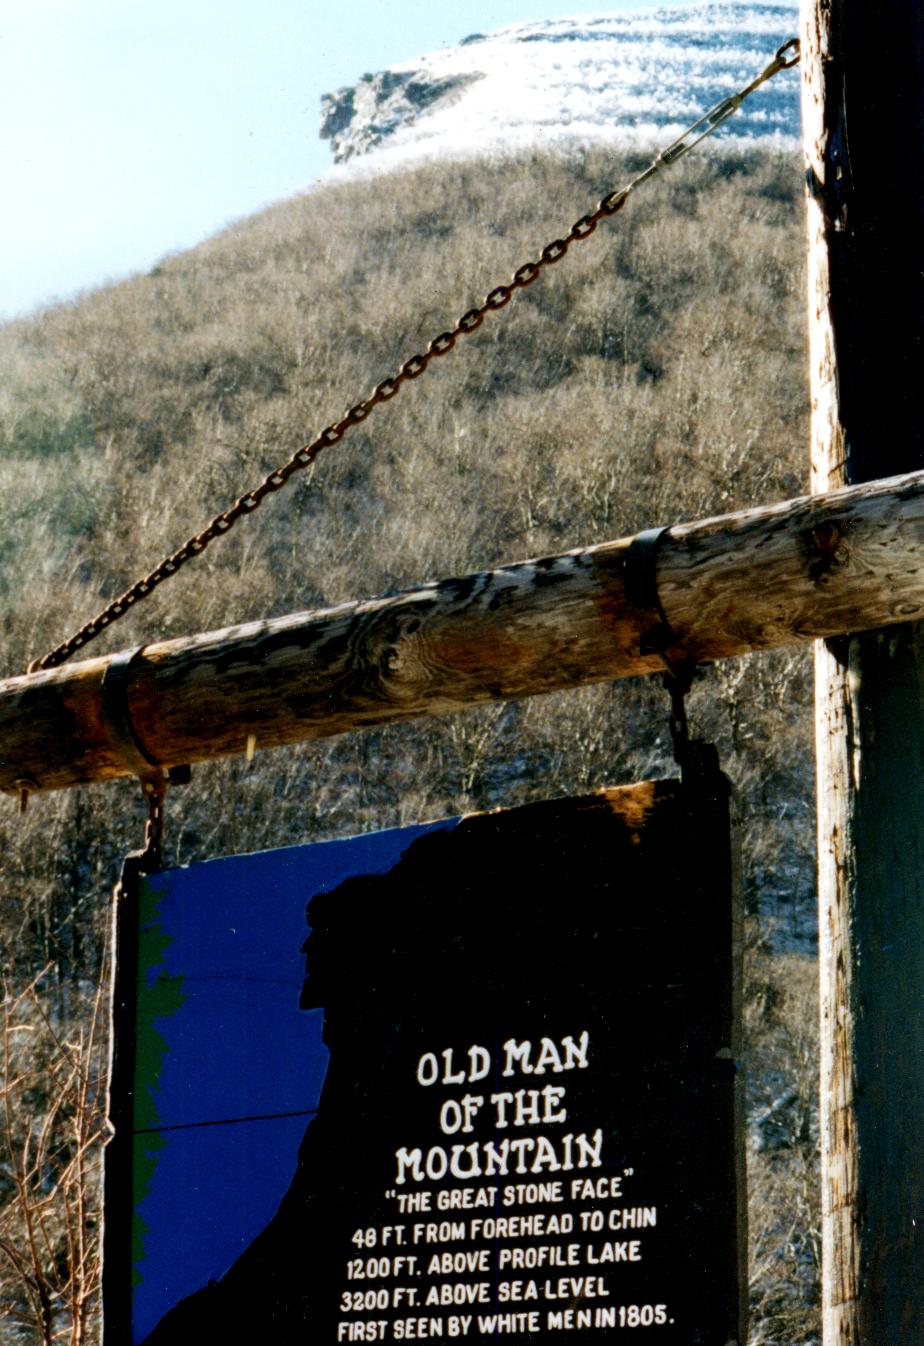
[318,2,800,170]
[321,70,483,163]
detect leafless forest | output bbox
[0,145,817,1342]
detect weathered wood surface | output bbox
[803,0,924,1340]
[3,471,924,796]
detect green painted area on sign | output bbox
[131,878,187,1286]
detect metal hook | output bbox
[14,778,38,816]
[99,648,190,873]
[775,37,801,69]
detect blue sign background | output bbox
[132,819,456,1343]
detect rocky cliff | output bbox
[320,1,800,169]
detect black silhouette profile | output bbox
[141,783,740,1345]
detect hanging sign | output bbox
[105,777,743,1345]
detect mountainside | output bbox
[0,23,818,1330]
[321,1,800,170]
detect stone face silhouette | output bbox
[140,782,741,1345]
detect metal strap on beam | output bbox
[99,648,163,787]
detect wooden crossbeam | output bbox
[2,469,924,796]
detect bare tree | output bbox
[0,964,109,1344]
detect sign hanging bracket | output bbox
[662,658,721,790]
[624,527,720,790]
[100,647,191,879]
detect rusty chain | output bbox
[140,777,166,873]
[27,37,799,676]
[112,777,167,888]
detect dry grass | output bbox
[0,144,816,1341]
[746,948,820,1344]
[0,968,108,1342]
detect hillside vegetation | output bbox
[0,146,816,1342]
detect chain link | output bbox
[27,38,799,676]
[114,775,167,889]
[664,664,694,764]
[140,777,166,873]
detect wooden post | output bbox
[803,2,924,1340]
[3,472,924,795]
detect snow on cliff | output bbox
[320,2,800,175]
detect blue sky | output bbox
[0,0,671,321]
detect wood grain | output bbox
[4,470,924,795]
[803,0,924,1338]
